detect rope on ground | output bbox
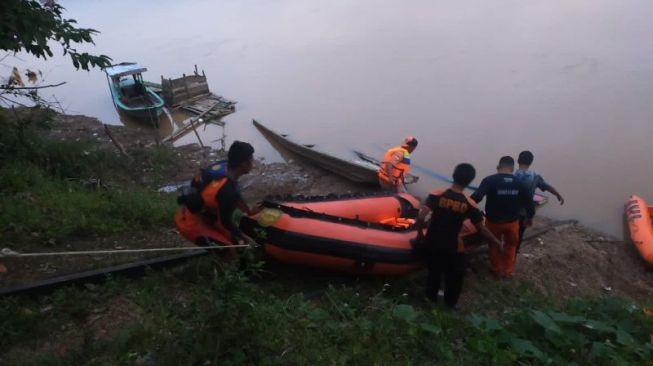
[0,244,252,258]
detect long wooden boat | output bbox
[253,119,418,185]
[104,62,165,127]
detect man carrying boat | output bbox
[378,137,418,192]
[514,150,565,252]
[176,141,261,247]
[413,163,502,308]
[471,156,535,279]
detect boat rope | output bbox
[265,191,393,203]
[0,244,252,258]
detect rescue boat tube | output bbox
[175,207,233,246]
[625,195,653,264]
[241,193,481,275]
[265,191,420,223]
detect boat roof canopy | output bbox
[104,63,147,78]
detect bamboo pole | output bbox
[162,100,224,144]
[103,124,129,156]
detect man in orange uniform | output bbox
[471,156,535,279]
[177,141,261,246]
[378,137,418,192]
[414,163,502,308]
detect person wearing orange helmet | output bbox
[378,136,418,192]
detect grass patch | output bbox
[0,108,178,245]
[1,259,651,365]
[0,160,175,243]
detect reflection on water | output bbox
[116,108,170,141]
[116,105,215,145]
[9,0,653,236]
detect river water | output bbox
[8,0,653,236]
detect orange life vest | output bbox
[176,163,235,243]
[200,176,233,234]
[378,146,411,184]
[201,177,229,210]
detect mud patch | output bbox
[85,295,142,340]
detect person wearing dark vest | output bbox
[471,156,534,279]
[378,136,418,192]
[514,150,565,252]
[413,163,502,308]
[177,141,261,246]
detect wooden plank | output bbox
[189,115,204,148]
[103,124,129,157]
[168,85,209,95]
[162,100,228,143]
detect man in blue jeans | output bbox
[514,150,565,252]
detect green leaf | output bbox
[548,311,587,324]
[615,330,636,347]
[583,320,615,333]
[531,310,562,334]
[510,338,545,360]
[590,341,615,358]
[392,304,417,322]
[0,0,110,70]
[420,323,442,335]
[469,314,503,332]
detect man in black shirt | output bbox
[470,156,534,278]
[414,163,501,308]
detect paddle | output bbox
[355,148,547,205]
[353,150,478,189]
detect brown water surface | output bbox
[9,0,653,236]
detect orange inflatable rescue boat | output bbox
[175,206,234,246]
[240,192,482,276]
[625,195,653,264]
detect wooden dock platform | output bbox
[177,93,235,120]
[151,65,236,149]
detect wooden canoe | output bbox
[253,119,418,185]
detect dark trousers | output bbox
[425,250,466,308]
[517,216,527,253]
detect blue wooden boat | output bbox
[104,62,165,127]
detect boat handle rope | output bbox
[0,245,252,258]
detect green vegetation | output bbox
[1,259,652,365]
[0,108,177,245]
[0,0,111,71]
[1,1,112,108]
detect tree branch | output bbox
[1,81,66,90]
[0,95,30,107]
